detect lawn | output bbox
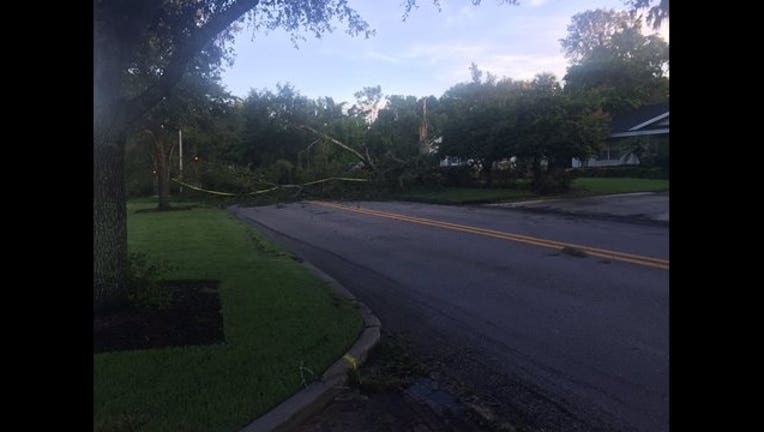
[94,200,363,432]
[394,177,668,205]
[396,185,534,205]
[571,177,669,195]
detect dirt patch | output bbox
[297,331,521,432]
[93,280,223,353]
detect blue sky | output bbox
[220,0,668,105]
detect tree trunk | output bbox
[155,138,172,210]
[94,126,128,312]
[94,24,128,313]
[483,160,494,188]
[531,157,543,183]
[93,0,259,312]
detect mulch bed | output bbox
[94,280,223,354]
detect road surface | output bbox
[230,200,669,432]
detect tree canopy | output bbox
[625,0,669,29]
[561,9,669,114]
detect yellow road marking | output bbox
[343,204,669,265]
[307,201,669,271]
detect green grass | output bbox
[393,177,668,205]
[95,199,363,432]
[571,177,669,195]
[395,184,534,205]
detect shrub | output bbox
[126,252,175,311]
[532,168,573,194]
[197,163,261,194]
[439,165,477,187]
[268,159,295,184]
[127,172,156,198]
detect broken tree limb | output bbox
[170,176,369,197]
[296,124,376,171]
[170,178,237,196]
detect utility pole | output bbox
[178,128,183,193]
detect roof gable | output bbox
[610,103,669,135]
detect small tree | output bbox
[438,69,524,187]
[513,82,609,193]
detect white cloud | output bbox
[437,53,566,86]
[401,39,567,83]
[528,0,549,7]
[403,42,490,65]
[445,4,479,26]
[365,50,400,63]
[479,54,567,80]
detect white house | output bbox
[572,103,669,168]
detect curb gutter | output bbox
[231,206,382,432]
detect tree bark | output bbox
[94,125,128,312]
[483,159,494,188]
[155,138,172,210]
[94,17,129,312]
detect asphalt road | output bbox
[230,201,669,432]
[490,192,669,225]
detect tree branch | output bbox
[296,124,377,171]
[123,0,261,125]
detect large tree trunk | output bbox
[94,21,129,313]
[94,125,128,312]
[155,138,172,210]
[93,0,259,312]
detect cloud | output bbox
[403,42,490,65]
[365,50,400,63]
[528,0,549,6]
[479,54,567,80]
[437,53,566,85]
[445,5,478,25]
[401,39,567,81]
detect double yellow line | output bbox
[307,201,669,271]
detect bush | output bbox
[532,168,573,194]
[127,172,156,198]
[196,163,261,194]
[126,252,175,311]
[438,165,477,187]
[267,159,295,184]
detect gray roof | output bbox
[610,103,669,136]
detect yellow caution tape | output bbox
[301,177,369,186]
[170,179,237,196]
[342,354,358,370]
[171,177,368,197]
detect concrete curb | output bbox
[231,205,382,432]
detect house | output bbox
[572,103,669,168]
